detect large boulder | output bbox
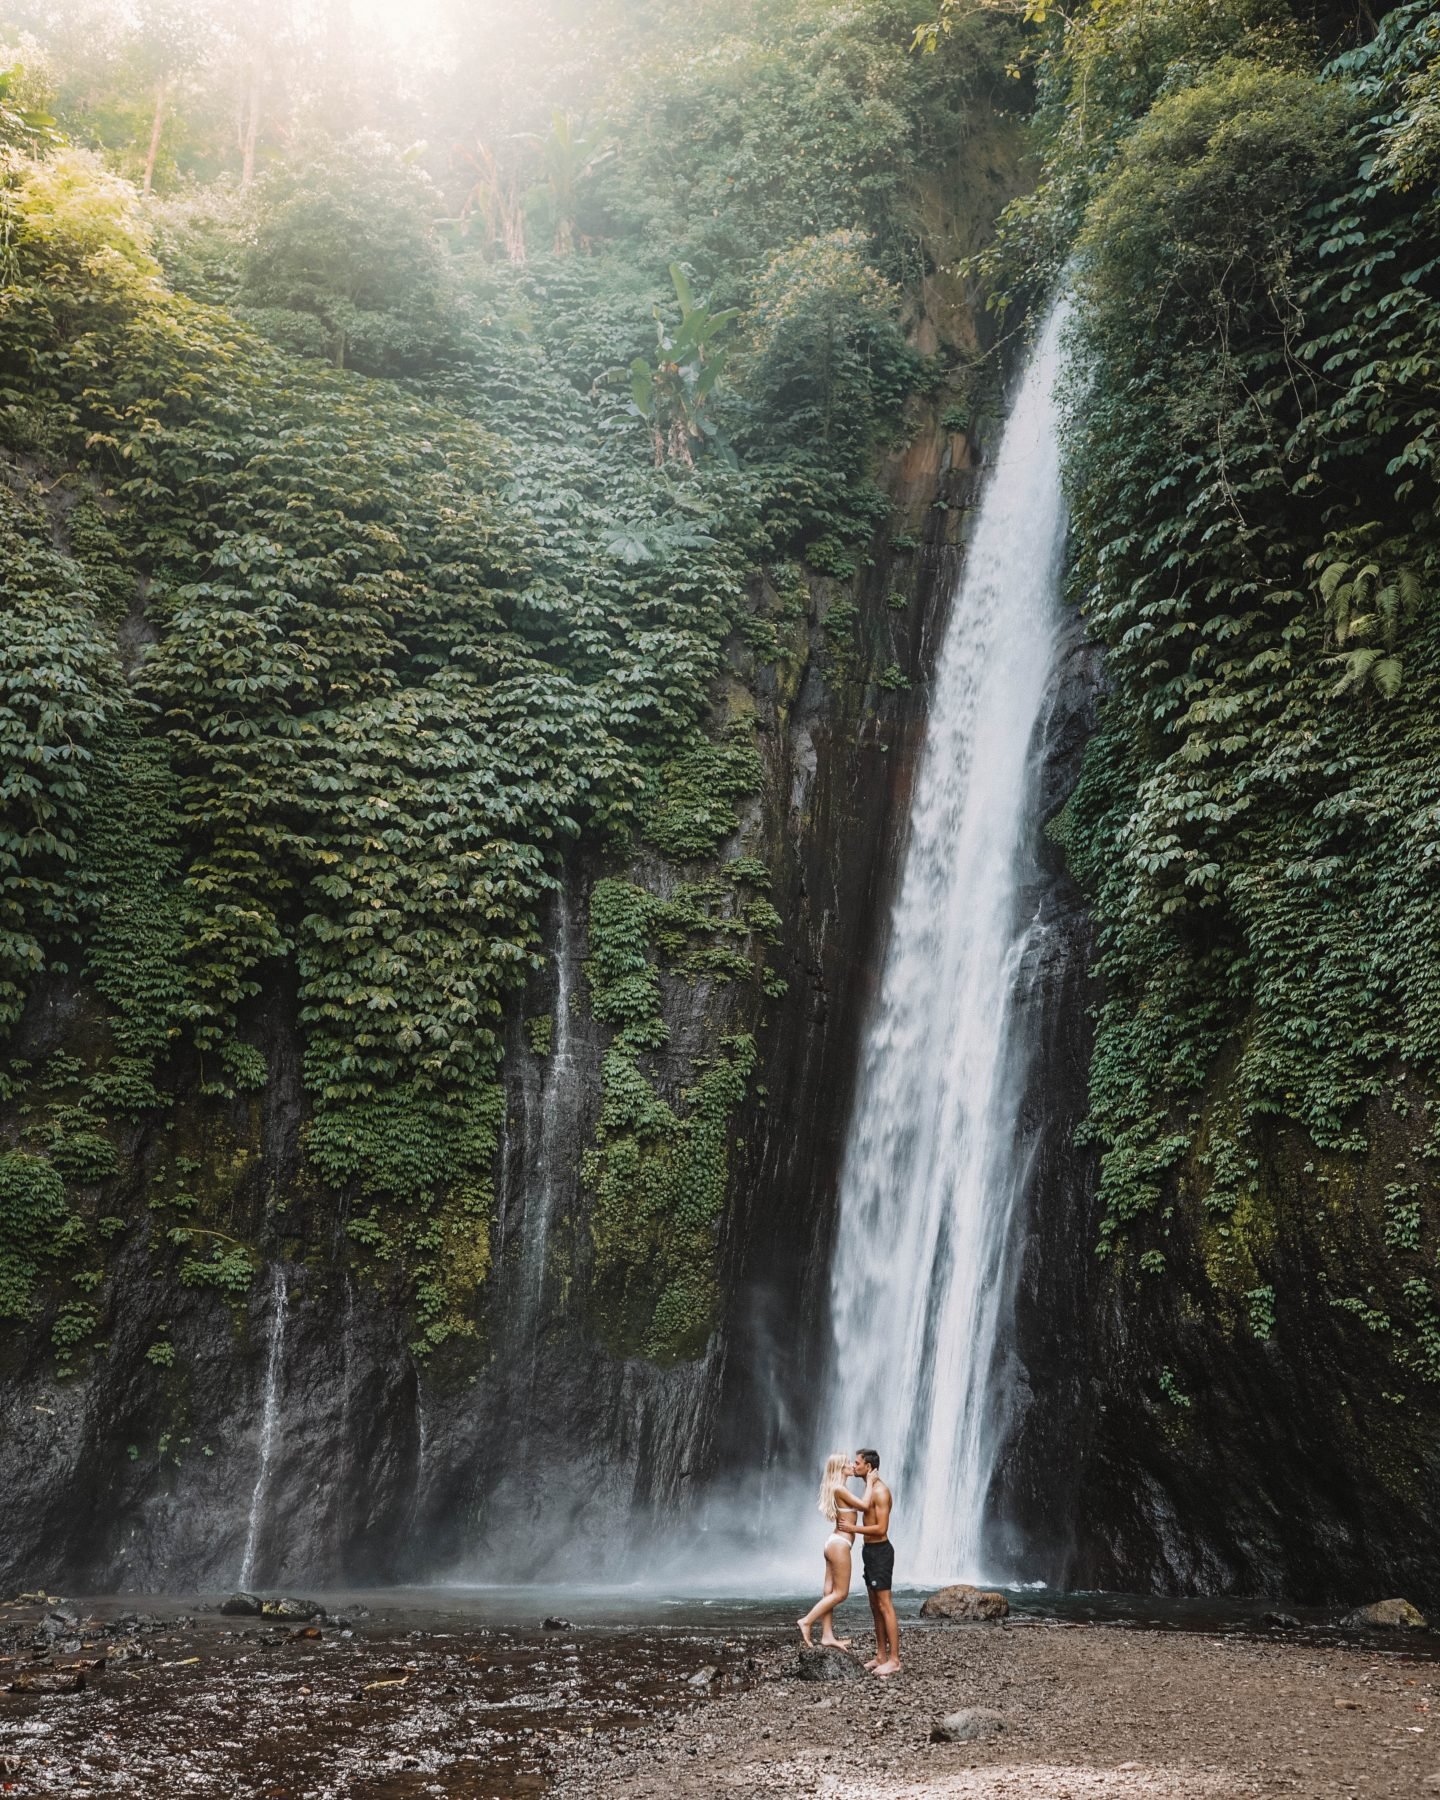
[930,1708,1010,1743]
[797,1645,864,1682]
[1340,1598,1428,1631]
[919,1584,1010,1623]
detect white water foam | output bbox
[816,302,1071,1584]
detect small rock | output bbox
[687,1665,718,1689]
[219,1593,263,1617]
[1263,1611,1302,1630]
[920,1584,1010,1623]
[31,1612,79,1646]
[1340,1598,1428,1631]
[797,1645,863,1682]
[7,1671,86,1695]
[259,1597,323,1621]
[931,1707,1009,1743]
[541,1616,572,1631]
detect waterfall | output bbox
[522,885,575,1331]
[817,302,1070,1584]
[238,1264,289,1589]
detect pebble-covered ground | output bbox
[554,1624,1440,1800]
[2,1596,1438,1797]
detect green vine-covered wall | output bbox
[967,2,1440,1576]
[0,0,1022,1384]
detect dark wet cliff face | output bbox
[1052,1105,1440,1608]
[8,356,1437,1609]
[0,379,994,1592]
[980,617,1104,1589]
[983,638,1440,1609]
[980,621,1440,1610]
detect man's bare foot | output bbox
[797,1618,814,1647]
[870,1659,902,1677]
[863,1656,879,1671]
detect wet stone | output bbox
[260,1597,324,1621]
[920,1584,1010,1622]
[31,1613,79,1646]
[1340,1597,1428,1630]
[796,1645,863,1682]
[7,1670,87,1695]
[219,1592,263,1617]
[930,1707,1010,1742]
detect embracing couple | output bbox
[797,1447,901,1677]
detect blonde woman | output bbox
[797,1451,859,1647]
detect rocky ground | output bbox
[2,1596,1438,1797]
[554,1624,1440,1800]
[0,1595,754,1797]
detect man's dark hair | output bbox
[857,1448,880,1470]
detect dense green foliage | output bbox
[0,0,1017,1359]
[235,134,458,373]
[583,873,776,1359]
[1018,0,1440,1384]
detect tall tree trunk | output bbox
[143,78,168,194]
[504,186,526,266]
[322,0,354,133]
[241,61,262,187]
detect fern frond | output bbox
[1373,655,1404,698]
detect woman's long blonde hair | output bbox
[818,1450,850,1521]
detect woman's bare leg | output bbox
[800,1542,853,1643]
[798,1552,832,1645]
[819,1546,853,1644]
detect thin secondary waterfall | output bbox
[818,302,1070,1583]
[522,885,575,1331]
[238,1264,289,1589]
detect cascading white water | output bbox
[818,302,1070,1584]
[522,886,575,1328]
[238,1264,289,1589]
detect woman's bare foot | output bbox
[797,1618,814,1647]
[819,1636,852,1649]
[870,1659,902,1677]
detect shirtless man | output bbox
[841,1448,900,1676]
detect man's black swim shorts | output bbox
[862,1539,895,1593]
